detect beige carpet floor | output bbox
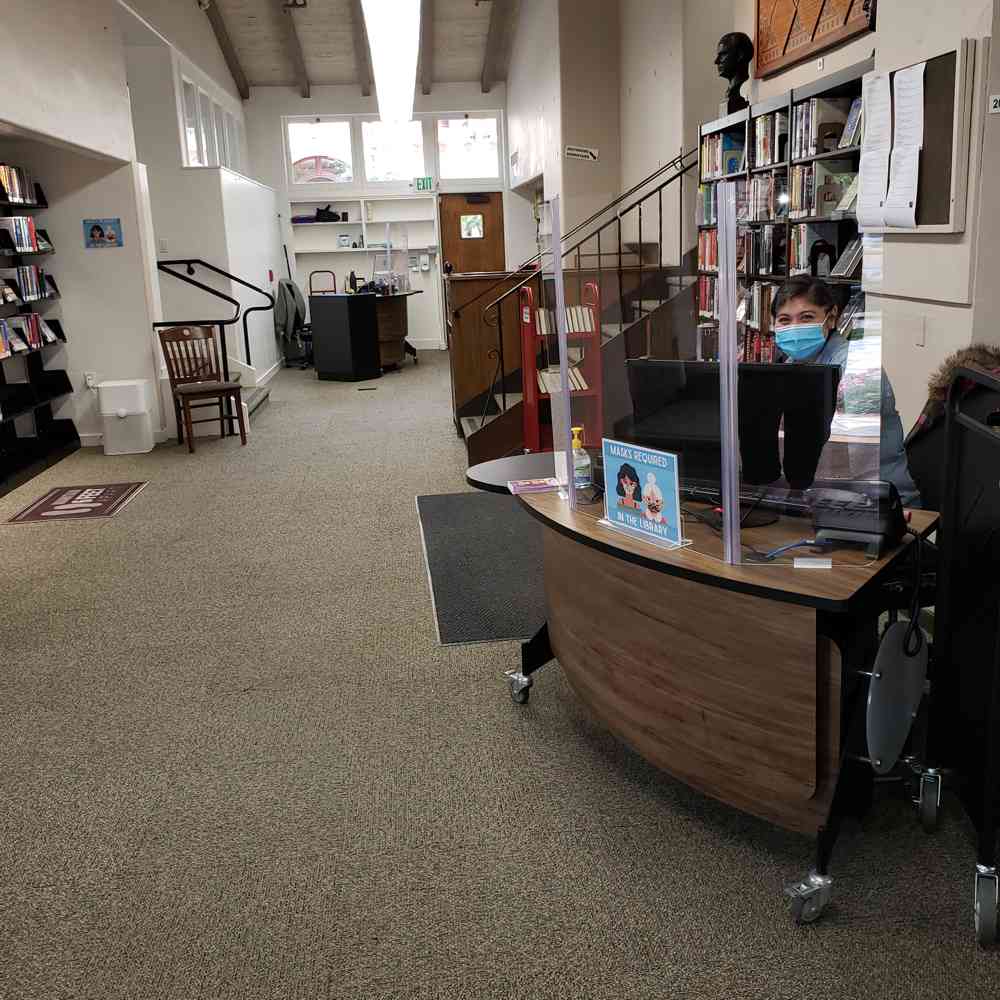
[1,351,998,999]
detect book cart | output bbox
[0,165,77,497]
[696,58,872,364]
[519,281,604,454]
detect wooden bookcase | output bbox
[0,168,79,497]
[696,57,873,364]
[519,281,604,453]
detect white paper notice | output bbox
[882,146,920,228]
[892,62,926,151]
[858,148,890,230]
[862,72,892,151]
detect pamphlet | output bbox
[508,478,560,495]
[600,439,685,549]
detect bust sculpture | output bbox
[715,32,754,114]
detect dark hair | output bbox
[89,224,104,239]
[616,463,640,498]
[770,276,838,320]
[719,32,754,63]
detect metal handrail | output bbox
[452,147,695,323]
[481,149,698,323]
[156,258,275,370]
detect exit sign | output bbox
[415,176,434,192]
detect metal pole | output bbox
[550,196,576,511]
[496,308,506,412]
[717,181,741,564]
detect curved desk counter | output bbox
[515,490,938,842]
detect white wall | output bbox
[2,0,134,162]
[620,0,684,264]
[506,0,561,197]
[1,139,161,439]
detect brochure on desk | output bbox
[601,439,686,549]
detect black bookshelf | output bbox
[0,169,78,497]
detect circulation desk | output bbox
[515,491,938,849]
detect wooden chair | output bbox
[157,325,246,453]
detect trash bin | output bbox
[98,379,155,455]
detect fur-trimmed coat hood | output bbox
[925,344,1000,401]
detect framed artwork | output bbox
[460,214,485,239]
[756,0,875,79]
[83,217,123,248]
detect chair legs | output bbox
[234,391,247,446]
[183,398,195,454]
[173,390,247,453]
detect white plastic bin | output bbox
[98,379,155,455]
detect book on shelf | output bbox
[697,276,718,320]
[697,184,718,226]
[830,238,864,278]
[0,278,19,304]
[0,265,46,301]
[0,318,10,359]
[836,176,860,214]
[698,229,719,271]
[0,164,37,204]
[701,132,746,179]
[39,317,59,344]
[0,217,40,253]
[839,98,864,148]
[753,110,789,167]
[793,97,853,158]
[748,172,788,221]
[537,364,589,394]
[813,160,857,217]
[6,323,28,352]
[8,314,41,350]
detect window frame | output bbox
[174,51,247,174]
[284,115,359,190]
[358,117,428,187]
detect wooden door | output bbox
[439,192,506,274]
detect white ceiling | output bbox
[214,0,510,90]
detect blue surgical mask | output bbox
[775,323,828,360]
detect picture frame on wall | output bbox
[460,214,485,239]
[755,0,876,79]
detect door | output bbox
[439,192,506,274]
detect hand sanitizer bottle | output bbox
[571,426,592,489]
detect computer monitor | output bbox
[614,359,841,490]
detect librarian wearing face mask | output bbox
[771,276,920,506]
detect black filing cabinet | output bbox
[311,293,382,381]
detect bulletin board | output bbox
[756,0,875,79]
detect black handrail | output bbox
[156,258,275,371]
[452,147,694,323]
[482,149,698,323]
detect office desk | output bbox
[311,291,422,380]
[512,490,938,912]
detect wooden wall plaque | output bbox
[756,0,875,79]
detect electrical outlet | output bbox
[84,371,98,389]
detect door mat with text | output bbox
[8,482,148,523]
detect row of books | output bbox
[696,184,718,226]
[739,328,777,364]
[787,160,857,219]
[0,314,62,359]
[747,173,788,222]
[737,227,786,276]
[701,132,745,180]
[698,229,719,271]
[790,96,861,160]
[1,266,55,303]
[752,110,788,167]
[536,363,589,394]
[697,276,718,320]
[0,217,52,254]
[0,164,38,204]
[743,281,777,336]
[534,306,596,337]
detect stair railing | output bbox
[478,147,699,419]
[155,258,276,379]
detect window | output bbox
[361,120,424,183]
[200,92,218,166]
[224,112,238,171]
[287,120,353,184]
[437,117,499,179]
[182,80,203,166]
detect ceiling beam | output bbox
[276,1,310,99]
[203,1,250,100]
[481,0,516,94]
[350,0,374,98]
[420,0,434,96]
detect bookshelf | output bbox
[696,57,873,363]
[519,281,604,453]
[0,163,79,496]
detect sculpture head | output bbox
[715,32,754,83]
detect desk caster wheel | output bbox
[975,866,999,947]
[785,871,833,925]
[505,670,532,705]
[917,770,941,832]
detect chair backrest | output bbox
[158,325,222,388]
